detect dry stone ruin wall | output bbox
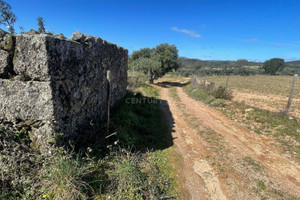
[0,29,128,152]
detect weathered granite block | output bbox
[0,80,54,121]
[0,29,128,152]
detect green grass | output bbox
[258,180,266,191]
[1,84,177,199]
[243,156,262,171]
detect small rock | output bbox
[70,31,86,43]
[17,121,25,126]
[32,121,41,128]
[245,108,254,112]
[84,34,95,43]
[289,116,293,120]
[25,29,39,35]
[54,33,66,40]
[20,126,29,133]
[25,120,35,126]
[45,31,54,36]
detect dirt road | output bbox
[156,80,300,200]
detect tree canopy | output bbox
[263,58,285,75]
[130,43,179,83]
[37,16,46,33]
[131,48,151,60]
[0,0,16,33]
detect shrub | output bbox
[211,99,226,107]
[34,149,103,200]
[104,150,175,199]
[204,96,216,104]
[127,72,147,91]
[0,124,40,199]
[213,86,233,100]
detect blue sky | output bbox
[4,0,300,61]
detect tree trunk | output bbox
[148,79,154,84]
[148,70,154,84]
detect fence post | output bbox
[225,76,230,91]
[285,74,298,114]
[106,70,112,133]
[191,74,197,87]
[202,76,206,88]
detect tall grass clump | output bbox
[183,84,227,107]
[103,150,176,199]
[34,149,103,200]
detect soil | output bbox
[155,79,300,200]
[232,90,300,118]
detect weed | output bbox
[214,86,233,100]
[258,180,266,191]
[243,156,261,171]
[211,99,226,107]
[35,149,102,200]
[261,195,267,200]
[169,87,180,101]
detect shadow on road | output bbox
[156,81,190,88]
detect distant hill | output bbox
[177,57,263,76]
[176,57,300,76]
[179,57,263,68]
[286,60,300,69]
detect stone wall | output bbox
[0,29,128,151]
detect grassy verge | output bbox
[0,84,177,199]
[183,84,226,107]
[218,102,300,158]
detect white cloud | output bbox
[275,43,287,47]
[242,38,259,42]
[171,27,201,38]
[284,57,298,61]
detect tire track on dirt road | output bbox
[176,86,300,197]
[158,85,227,200]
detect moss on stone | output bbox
[20,72,31,81]
[5,37,14,51]
[13,49,18,63]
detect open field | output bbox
[206,75,300,118]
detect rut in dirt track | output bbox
[156,82,300,200]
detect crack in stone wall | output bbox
[0,29,17,79]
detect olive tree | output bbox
[131,57,161,84]
[130,43,179,83]
[131,48,151,60]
